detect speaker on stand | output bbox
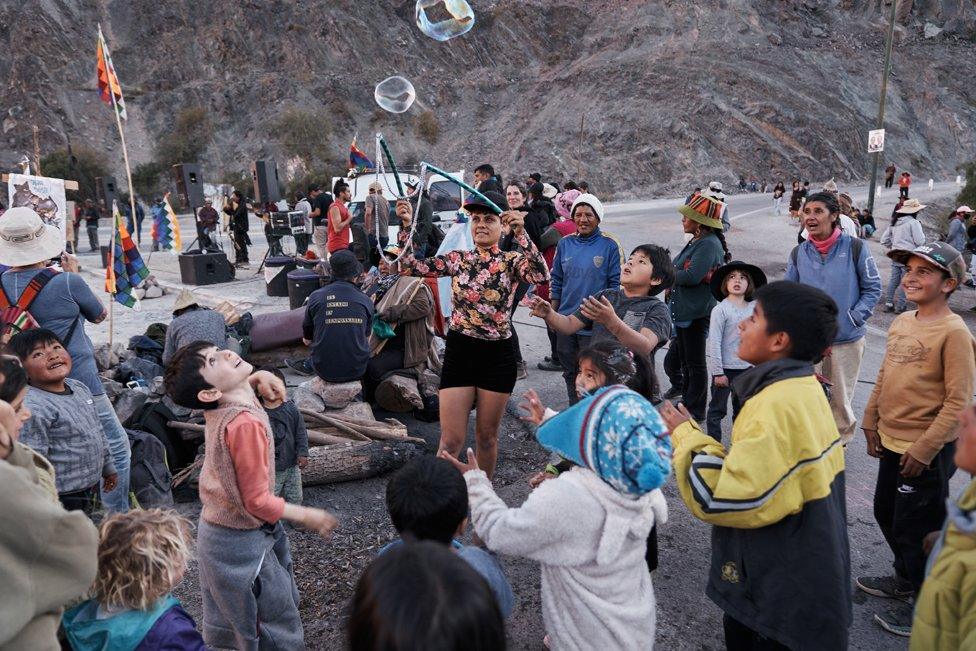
[172,163,234,285]
[94,176,118,215]
[172,163,206,253]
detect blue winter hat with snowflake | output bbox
[536,385,672,496]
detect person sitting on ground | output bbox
[0,354,99,649]
[61,509,206,650]
[164,342,338,650]
[858,242,975,637]
[909,401,976,650]
[364,245,436,403]
[441,386,670,650]
[300,249,373,385]
[161,289,228,366]
[10,329,117,515]
[349,541,505,651]
[660,281,851,650]
[381,456,514,617]
[258,367,308,505]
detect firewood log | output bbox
[301,439,426,486]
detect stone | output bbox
[326,401,375,421]
[94,343,130,372]
[114,388,150,426]
[302,377,363,409]
[293,385,326,412]
[144,285,164,299]
[375,375,423,413]
[101,379,125,401]
[923,22,943,38]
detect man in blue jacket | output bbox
[785,191,881,444]
[549,194,622,403]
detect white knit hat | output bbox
[570,193,605,221]
[0,207,64,267]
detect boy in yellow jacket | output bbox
[661,280,851,649]
[910,402,976,650]
[858,242,976,637]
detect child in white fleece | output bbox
[440,386,671,650]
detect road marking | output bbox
[730,206,768,222]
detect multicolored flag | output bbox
[349,137,374,170]
[156,194,182,253]
[96,24,127,120]
[106,203,149,308]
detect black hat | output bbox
[529,172,542,182]
[330,249,363,280]
[463,190,507,215]
[709,261,767,301]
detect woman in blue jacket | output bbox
[668,194,729,420]
[785,192,882,443]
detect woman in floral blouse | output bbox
[396,190,549,477]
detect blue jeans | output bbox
[885,261,907,309]
[93,392,131,512]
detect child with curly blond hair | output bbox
[61,508,205,650]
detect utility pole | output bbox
[32,125,42,176]
[577,115,584,180]
[866,0,899,215]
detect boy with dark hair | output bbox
[258,366,308,505]
[858,242,976,637]
[12,329,117,515]
[327,181,354,254]
[660,280,852,649]
[164,341,338,650]
[381,456,514,617]
[531,244,674,398]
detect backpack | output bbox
[0,268,80,345]
[790,235,863,269]
[126,428,174,508]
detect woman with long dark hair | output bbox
[667,194,728,421]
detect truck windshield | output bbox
[428,181,461,212]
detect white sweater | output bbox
[465,466,667,650]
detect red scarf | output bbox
[810,227,841,255]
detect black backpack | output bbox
[127,428,174,508]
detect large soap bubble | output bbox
[415,0,475,42]
[374,76,416,113]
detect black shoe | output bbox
[873,601,913,637]
[663,387,683,400]
[537,359,563,372]
[856,575,914,601]
[285,359,313,376]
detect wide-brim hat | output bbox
[542,183,558,199]
[536,386,671,497]
[570,193,605,222]
[895,198,926,214]
[0,207,64,267]
[709,261,767,301]
[462,190,506,215]
[172,289,200,313]
[888,242,966,285]
[679,193,725,230]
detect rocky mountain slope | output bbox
[1,0,974,197]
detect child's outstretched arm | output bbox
[660,401,844,530]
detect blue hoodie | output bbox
[785,233,881,344]
[550,228,622,330]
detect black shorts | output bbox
[440,330,517,394]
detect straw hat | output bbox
[172,289,200,313]
[896,198,926,214]
[679,193,725,230]
[0,207,64,267]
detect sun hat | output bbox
[330,249,364,280]
[536,386,671,496]
[569,193,605,222]
[822,178,838,193]
[0,207,64,267]
[542,183,558,199]
[895,198,926,214]
[702,181,726,202]
[555,189,581,219]
[381,244,401,259]
[709,261,768,301]
[956,205,974,214]
[888,242,967,285]
[462,190,507,215]
[679,193,725,230]
[172,289,200,314]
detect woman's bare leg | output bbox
[438,386,477,458]
[474,389,510,479]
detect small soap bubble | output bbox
[374,76,416,114]
[415,0,475,42]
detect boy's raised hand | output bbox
[528,296,552,319]
[579,295,617,325]
[518,389,546,425]
[658,400,694,432]
[438,447,479,475]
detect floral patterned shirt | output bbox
[397,229,549,340]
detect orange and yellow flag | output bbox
[96,24,126,120]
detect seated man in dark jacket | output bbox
[302,250,374,384]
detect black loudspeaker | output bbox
[251,160,280,204]
[178,251,234,286]
[95,176,117,213]
[172,163,205,208]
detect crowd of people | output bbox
[0,160,974,651]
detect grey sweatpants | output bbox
[197,519,305,651]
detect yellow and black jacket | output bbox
[672,359,851,650]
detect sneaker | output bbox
[873,601,913,637]
[516,361,528,380]
[537,359,563,372]
[663,386,683,400]
[856,575,914,600]
[285,359,314,376]
[883,304,894,313]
